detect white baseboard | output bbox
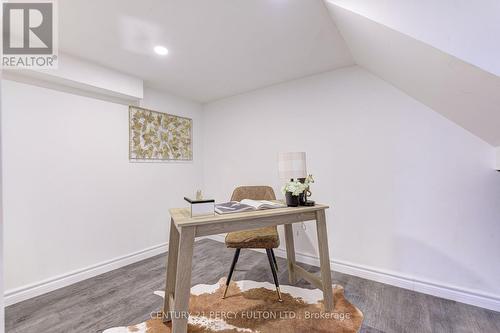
[205,235,500,312]
[4,243,168,306]
[7,236,500,312]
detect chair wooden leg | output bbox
[266,249,283,302]
[223,248,241,299]
[270,249,279,271]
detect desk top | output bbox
[169,204,329,227]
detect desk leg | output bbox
[316,210,334,311]
[163,219,180,322]
[172,226,196,333]
[284,224,297,284]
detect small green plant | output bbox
[282,174,314,196]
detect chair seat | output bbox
[225,226,280,249]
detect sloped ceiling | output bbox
[326,0,500,77]
[58,0,354,103]
[325,1,500,147]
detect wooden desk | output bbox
[163,204,332,333]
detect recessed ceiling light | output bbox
[154,45,168,56]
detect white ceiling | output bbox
[59,0,500,146]
[59,0,354,102]
[326,3,500,147]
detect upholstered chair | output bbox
[223,186,282,301]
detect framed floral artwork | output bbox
[129,106,192,161]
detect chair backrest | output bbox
[231,186,276,201]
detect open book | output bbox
[215,199,285,215]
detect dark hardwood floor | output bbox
[6,239,500,332]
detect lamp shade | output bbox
[278,152,307,180]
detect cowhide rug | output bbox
[104,279,363,333]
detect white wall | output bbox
[202,66,500,308]
[3,64,500,311]
[2,80,203,296]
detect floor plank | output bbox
[6,239,500,333]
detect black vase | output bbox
[285,191,299,207]
[298,192,306,206]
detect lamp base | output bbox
[303,200,315,206]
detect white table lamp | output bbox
[278,152,307,180]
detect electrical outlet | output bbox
[496,147,500,170]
